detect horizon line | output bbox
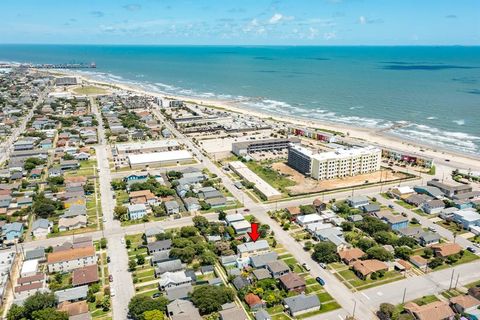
[0,43,479,47]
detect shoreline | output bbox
[49,69,480,170]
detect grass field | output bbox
[73,86,108,95]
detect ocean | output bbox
[1,45,479,155]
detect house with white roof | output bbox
[127,203,147,220]
[453,209,480,230]
[237,240,270,258]
[296,213,322,226]
[158,271,192,290]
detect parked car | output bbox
[109,275,113,282]
[302,263,311,271]
[152,292,162,298]
[107,256,111,263]
[401,212,408,217]
[467,247,476,253]
[110,288,116,297]
[388,204,394,209]
[316,277,325,286]
[319,263,327,269]
[121,238,125,245]
[428,226,436,232]
[244,208,250,212]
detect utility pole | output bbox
[402,288,407,304]
[352,299,357,318]
[449,269,455,290]
[455,273,460,289]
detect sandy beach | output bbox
[51,69,480,171]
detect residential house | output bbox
[58,215,87,231]
[389,186,415,199]
[414,185,444,199]
[255,309,272,320]
[184,197,201,212]
[431,243,462,258]
[409,255,428,269]
[151,251,172,266]
[232,276,250,290]
[405,194,433,207]
[31,219,52,239]
[266,261,290,278]
[154,259,184,277]
[279,272,306,293]
[250,251,278,268]
[165,283,194,301]
[147,240,172,255]
[351,259,388,280]
[127,203,147,220]
[47,246,98,272]
[449,295,480,314]
[453,209,480,230]
[55,285,89,303]
[362,204,381,214]
[2,222,24,242]
[164,200,180,215]
[312,199,327,212]
[283,294,320,317]
[72,264,99,287]
[297,213,322,226]
[166,299,202,320]
[231,220,251,234]
[159,271,192,290]
[422,200,445,214]
[404,301,455,320]
[347,196,370,208]
[144,226,165,243]
[219,305,248,320]
[252,269,272,281]
[381,214,409,231]
[416,232,440,246]
[245,293,265,311]
[57,301,90,320]
[338,248,365,265]
[237,240,270,258]
[60,160,80,171]
[129,190,159,206]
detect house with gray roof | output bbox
[250,251,278,268]
[415,231,441,246]
[31,219,52,239]
[167,299,202,320]
[266,260,290,278]
[253,269,271,280]
[164,200,180,215]
[165,283,194,301]
[55,285,88,303]
[283,294,321,317]
[62,204,87,218]
[347,196,369,208]
[255,309,272,320]
[154,259,184,277]
[25,247,45,261]
[151,250,172,265]
[221,255,238,267]
[232,276,250,290]
[147,239,172,254]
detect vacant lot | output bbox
[73,85,108,95]
[272,162,409,195]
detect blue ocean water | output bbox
[0,45,479,154]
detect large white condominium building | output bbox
[288,144,381,180]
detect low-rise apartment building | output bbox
[47,246,97,272]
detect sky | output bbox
[0,0,479,45]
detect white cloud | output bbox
[268,13,294,24]
[308,27,319,39]
[324,31,337,40]
[359,16,366,25]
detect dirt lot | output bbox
[271,162,409,195]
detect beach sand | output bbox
[50,69,480,171]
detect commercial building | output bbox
[287,144,381,180]
[113,140,180,166]
[232,137,300,157]
[127,150,193,169]
[288,126,336,143]
[427,180,472,198]
[382,148,434,168]
[229,161,282,201]
[47,246,98,272]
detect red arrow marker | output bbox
[248,223,260,242]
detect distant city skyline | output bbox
[1,0,479,45]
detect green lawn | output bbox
[73,86,108,95]
[245,161,295,194]
[337,269,404,290]
[395,200,416,209]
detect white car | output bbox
[110,288,116,297]
[103,217,107,223]
[302,263,311,271]
[120,238,125,245]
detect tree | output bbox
[111,180,127,190]
[200,251,217,265]
[143,310,164,320]
[377,303,395,320]
[356,216,390,236]
[193,216,209,231]
[102,296,111,311]
[31,308,68,320]
[129,259,137,271]
[394,246,413,260]
[137,254,145,265]
[428,257,444,269]
[126,239,132,248]
[374,231,396,245]
[366,246,393,261]
[312,241,339,263]
[357,237,377,251]
[180,226,198,237]
[396,236,417,248]
[7,304,25,320]
[341,221,354,232]
[114,206,128,221]
[100,238,107,249]
[299,205,316,215]
[128,296,169,320]
[218,210,227,221]
[169,247,196,263]
[303,241,314,251]
[423,247,434,259]
[23,292,57,317]
[191,285,235,314]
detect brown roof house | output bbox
[58,301,90,319]
[449,295,480,314]
[279,272,306,293]
[352,259,388,280]
[72,264,99,287]
[338,248,365,265]
[245,293,265,311]
[431,243,462,258]
[410,255,428,269]
[404,300,455,320]
[47,246,97,273]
